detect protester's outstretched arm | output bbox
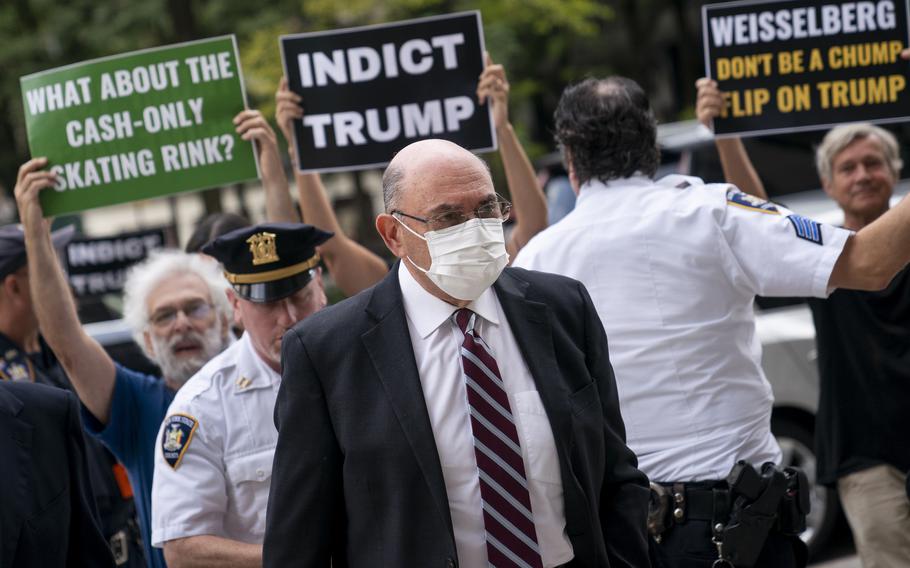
[830,194,910,291]
[234,109,299,223]
[15,158,117,423]
[696,78,769,201]
[275,78,387,296]
[478,54,548,259]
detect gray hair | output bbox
[122,249,233,357]
[382,163,406,212]
[816,123,903,182]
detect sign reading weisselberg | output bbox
[280,11,496,173]
[20,36,259,217]
[703,0,910,137]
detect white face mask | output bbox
[397,216,509,301]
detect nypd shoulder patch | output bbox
[787,215,823,245]
[726,188,779,215]
[0,349,33,382]
[161,413,198,470]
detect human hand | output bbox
[696,77,729,130]
[233,109,278,157]
[14,158,55,233]
[902,48,909,60]
[275,76,304,145]
[477,52,510,130]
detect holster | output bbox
[718,462,792,568]
[647,482,671,539]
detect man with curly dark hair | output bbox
[514,76,910,568]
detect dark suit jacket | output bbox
[0,381,113,568]
[264,266,650,568]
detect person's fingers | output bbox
[19,171,57,199]
[695,77,718,89]
[477,75,504,92]
[276,102,304,120]
[696,90,724,106]
[484,51,493,68]
[276,90,297,102]
[279,76,288,91]
[276,88,302,104]
[16,158,48,186]
[241,127,274,142]
[233,109,262,125]
[235,114,266,131]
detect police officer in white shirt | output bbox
[152,222,331,567]
[513,77,910,568]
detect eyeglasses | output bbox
[392,194,512,232]
[149,300,214,330]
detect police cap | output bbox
[0,224,75,280]
[201,222,333,303]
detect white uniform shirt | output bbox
[514,175,851,482]
[151,332,280,546]
[399,264,575,568]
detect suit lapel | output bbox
[494,270,574,453]
[0,386,33,565]
[360,266,456,545]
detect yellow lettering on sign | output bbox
[817,75,906,109]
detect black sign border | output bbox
[702,0,910,138]
[279,10,497,173]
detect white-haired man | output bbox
[696,54,910,566]
[14,110,275,568]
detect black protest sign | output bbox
[65,228,166,297]
[280,11,496,172]
[703,0,910,137]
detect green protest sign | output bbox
[20,35,258,217]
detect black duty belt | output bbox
[649,481,731,539]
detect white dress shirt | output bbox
[152,332,280,546]
[514,175,851,482]
[398,263,574,568]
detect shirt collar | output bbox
[577,174,653,203]
[397,262,500,339]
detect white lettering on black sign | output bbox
[280,11,495,172]
[65,228,166,296]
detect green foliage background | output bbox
[1,0,708,210]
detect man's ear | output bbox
[376,214,407,259]
[226,288,243,327]
[143,329,155,358]
[820,176,833,198]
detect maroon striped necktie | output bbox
[453,308,543,568]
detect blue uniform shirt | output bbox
[83,364,175,568]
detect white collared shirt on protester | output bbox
[513,175,851,482]
[151,331,280,547]
[398,263,575,568]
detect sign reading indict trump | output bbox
[20,36,258,217]
[280,11,496,172]
[702,0,910,137]
[65,228,167,297]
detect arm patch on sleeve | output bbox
[787,215,823,245]
[161,413,198,470]
[726,188,780,215]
